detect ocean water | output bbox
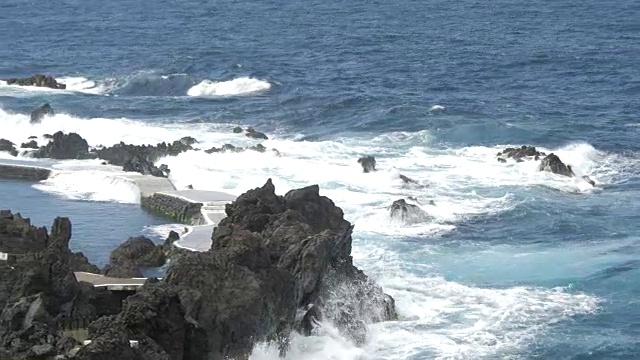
[1,0,639,358]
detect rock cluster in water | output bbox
[497,145,595,185]
[3,74,66,89]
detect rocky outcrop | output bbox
[103,236,165,279]
[140,193,204,225]
[76,281,208,360]
[20,140,38,149]
[204,142,278,155]
[4,74,66,89]
[538,153,575,177]
[159,180,397,358]
[93,139,192,178]
[32,131,94,160]
[30,103,54,124]
[497,145,546,162]
[388,199,432,225]
[497,146,596,186]
[122,155,169,178]
[0,211,122,359]
[358,156,376,173]
[0,139,18,157]
[245,127,268,140]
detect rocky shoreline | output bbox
[0,179,396,359]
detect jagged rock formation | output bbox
[4,74,66,89]
[497,145,546,162]
[0,211,122,359]
[204,142,278,155]
[538,153,575,177]
[32,131,95,160]
[30,103,54,124]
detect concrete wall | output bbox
[0,164,50,181]
[140,193,205,225]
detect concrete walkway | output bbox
[74,272,147,291]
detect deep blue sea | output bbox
[1,0,640,358]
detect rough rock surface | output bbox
[20,140,39,149]
[33,131,94,160]
[538,153,575,177]
[0,139,18,157]
[122,155,169,177]
[388,199,432,225]
[103,236,166,278]
[94,139,192,177]
[497,146,595,186]
[497,145,546,162]
[204,142,278,155]
[4,75,66,89]
[30,103,54,124]
[358,156,376,173]
[245,127,269,140]
[164,179,396,358]
[0,211,124,359]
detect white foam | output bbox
[187,77,271,97]
[366,273,599,359]
[430,104,446,111]
[56,76,109,94]
[33,170,140,203]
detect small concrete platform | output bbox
[74,272,147,291]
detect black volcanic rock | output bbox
[20,140,38,149]
[122,155,168,177]
[30,103,54,124]
[497,145,546,161]
[0,139,18,157]
[160,179,396,358]
[103,236,165,278]
[32,131,94,159]
[538,153,575,177]
[232,126,243,134]
[358,156,376,173]
[94,139,192,177]
[0,211,126,359]
[4,74,66,89]
[245,127,268,140]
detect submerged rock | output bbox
[30,103,54,124]
[4,74,66,89]
[358,156,376,173]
